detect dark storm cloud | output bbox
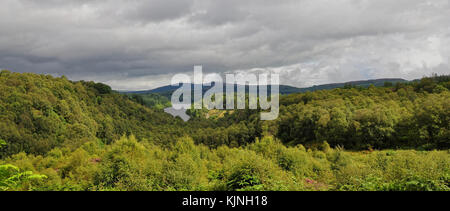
[0,0,449,90]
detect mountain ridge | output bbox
[121,78,408,95]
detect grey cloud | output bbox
[0,0,449,90]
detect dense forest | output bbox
[0,70,449,191]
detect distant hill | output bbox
[122,78,408,96]
[296,78,407,93]
[124,84,301,96]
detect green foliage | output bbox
[0,164,47,191]
[0,72,449,191]
[0,72,189,157]
[384,81,393,87]
[2,135,448,191]
[277,74,450,150]
[0,72,264,157]
[126,93,171,110]
[0,139,5,148]
[227,165,263,191]
[338,175,450,191]
[91,82,112,94]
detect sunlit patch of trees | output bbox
[276,74,449,150]
[1,136,448,191]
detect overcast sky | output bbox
[1,0,449,90]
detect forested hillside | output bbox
[0,70,187,157]
[276,76,450,150]
[124,76,450,151]
[0,71,449,191]
[0,70,263,157]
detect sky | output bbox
[0,0,449,90]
